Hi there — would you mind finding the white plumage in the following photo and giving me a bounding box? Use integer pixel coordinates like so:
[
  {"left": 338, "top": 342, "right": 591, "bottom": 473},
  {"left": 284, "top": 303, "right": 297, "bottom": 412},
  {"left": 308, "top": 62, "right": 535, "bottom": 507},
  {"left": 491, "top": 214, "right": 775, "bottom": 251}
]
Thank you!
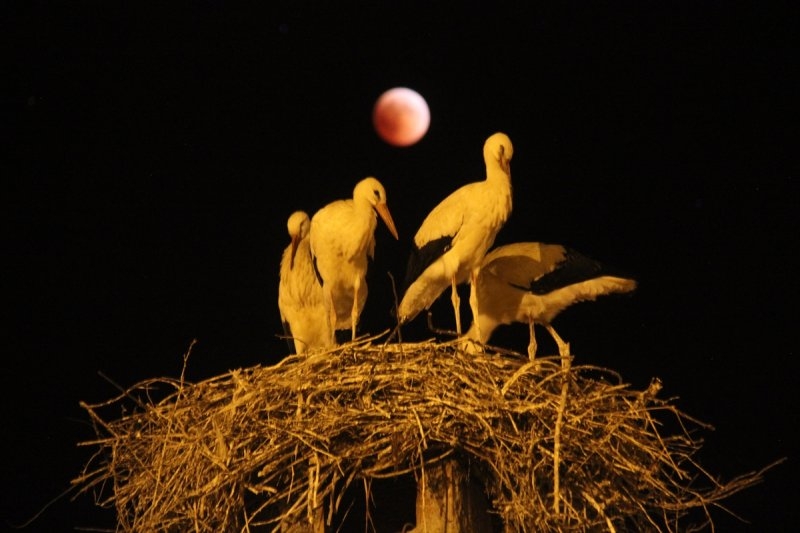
[
  {"left": 278, "top": 211, "right": 333, "bottom": 354},
  {"left": 398, "top": 132, "right": 513, "bottom": 336},
  {"left": 461, "top": 242, "right": 638, "bottom": 358},
  {"left": 309, "top": 177, "right": 399, "bottom": 343}
]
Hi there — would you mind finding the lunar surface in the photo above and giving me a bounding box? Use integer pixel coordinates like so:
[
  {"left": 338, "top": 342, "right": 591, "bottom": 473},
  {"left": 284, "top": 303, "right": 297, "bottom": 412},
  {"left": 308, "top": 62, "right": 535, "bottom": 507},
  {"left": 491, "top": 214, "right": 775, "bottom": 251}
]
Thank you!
[{"left": 372, "top": 87, "right": 430, "bottom": 147}]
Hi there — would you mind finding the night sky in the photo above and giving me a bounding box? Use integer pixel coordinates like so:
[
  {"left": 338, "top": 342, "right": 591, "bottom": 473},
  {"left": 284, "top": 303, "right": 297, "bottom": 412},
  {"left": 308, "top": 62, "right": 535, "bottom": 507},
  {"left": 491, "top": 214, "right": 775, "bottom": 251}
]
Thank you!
[{"left": 4, "top": 2, "right": 798, "bottom": 531}]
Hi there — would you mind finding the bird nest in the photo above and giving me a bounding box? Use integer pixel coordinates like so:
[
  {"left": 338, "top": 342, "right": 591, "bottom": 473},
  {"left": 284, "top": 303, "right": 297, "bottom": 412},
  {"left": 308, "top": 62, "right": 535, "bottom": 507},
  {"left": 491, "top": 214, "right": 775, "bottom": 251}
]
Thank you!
[{"left": 73, "top": 334, "right": 775, "bottom": 532}]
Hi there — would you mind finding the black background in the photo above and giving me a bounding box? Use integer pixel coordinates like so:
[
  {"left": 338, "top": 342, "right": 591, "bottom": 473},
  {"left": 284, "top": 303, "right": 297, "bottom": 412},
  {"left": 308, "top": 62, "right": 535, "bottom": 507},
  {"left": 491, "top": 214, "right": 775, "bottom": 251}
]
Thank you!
[{"left": 4, "top": 2, "right": 797, "bottom": 531}]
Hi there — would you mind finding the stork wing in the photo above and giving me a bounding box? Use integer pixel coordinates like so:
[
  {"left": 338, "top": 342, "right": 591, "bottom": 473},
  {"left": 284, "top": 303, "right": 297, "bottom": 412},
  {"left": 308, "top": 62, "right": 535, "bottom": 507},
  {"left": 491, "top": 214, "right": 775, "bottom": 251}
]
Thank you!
[
  {"left": 413, "top": 184, "right": 476, "bottom": 246},
  {"left": 528, "top": 247, "right": 609, "bottom": 295}
]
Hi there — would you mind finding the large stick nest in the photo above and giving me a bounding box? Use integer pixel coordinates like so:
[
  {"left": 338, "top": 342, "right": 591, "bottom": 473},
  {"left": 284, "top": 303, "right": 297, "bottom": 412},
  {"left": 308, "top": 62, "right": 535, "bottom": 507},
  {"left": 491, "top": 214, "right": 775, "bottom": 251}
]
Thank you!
[{"left": 73, "top": 334, "right": 777, "bottom": 532}]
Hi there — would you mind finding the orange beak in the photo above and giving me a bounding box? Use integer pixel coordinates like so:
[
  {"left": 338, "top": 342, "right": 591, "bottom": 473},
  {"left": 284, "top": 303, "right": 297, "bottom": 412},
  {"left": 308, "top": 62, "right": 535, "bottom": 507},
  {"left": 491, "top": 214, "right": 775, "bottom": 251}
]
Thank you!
[
  {"left": 375, "top": 203, "right": 399, "bottom": 240},
  {"left": 500, "top": 146, "right": 511, "bottom": 175},
  {"left": 289, "top": 234, "right": 301, "bottom": 269}
]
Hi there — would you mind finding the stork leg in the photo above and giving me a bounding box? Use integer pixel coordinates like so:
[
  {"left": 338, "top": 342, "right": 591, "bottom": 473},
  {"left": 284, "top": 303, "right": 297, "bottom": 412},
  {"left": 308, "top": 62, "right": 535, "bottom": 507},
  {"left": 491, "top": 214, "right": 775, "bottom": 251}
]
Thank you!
[
  {"left": 324, "top": 287, "right": 337, "bottom": 346},
  {"left": 527, "top": 320, "right": 538, "bottom": 360},
  {"left": 351, "top": 276, "right": 360, "bottom": 341},
  {"left": 450, "top": 274, "right": 462, "bottom": 335},
  {"left": 468, "top": 268, "right": 481, "bottom": 342},
  {"left": 544, "top": 324, "right": 571, "bottom": 367}
]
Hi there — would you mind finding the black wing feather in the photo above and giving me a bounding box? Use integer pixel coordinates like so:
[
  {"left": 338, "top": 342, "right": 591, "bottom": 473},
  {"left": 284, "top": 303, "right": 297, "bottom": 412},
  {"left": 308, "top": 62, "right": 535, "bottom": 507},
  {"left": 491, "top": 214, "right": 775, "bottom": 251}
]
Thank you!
[
  {"left": 312, "top": 254, "right": 324, "bottom": 286},
  {"left": 402, "top": 236, "right": 453, "bottom": 293},
  {"left": 526, "top": 247, "right": 620, "bottom": 295},
  {"left": 281, "top": 320, "right": 295, "bottom": 352}
]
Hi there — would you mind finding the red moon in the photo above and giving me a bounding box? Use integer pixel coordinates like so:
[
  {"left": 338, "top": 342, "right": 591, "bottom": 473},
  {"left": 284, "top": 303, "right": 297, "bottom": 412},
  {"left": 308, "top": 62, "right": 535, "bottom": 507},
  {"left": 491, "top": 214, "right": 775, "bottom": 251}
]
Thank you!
[{"left": 372, "top": 87, "right": 430, "bottom": 147}]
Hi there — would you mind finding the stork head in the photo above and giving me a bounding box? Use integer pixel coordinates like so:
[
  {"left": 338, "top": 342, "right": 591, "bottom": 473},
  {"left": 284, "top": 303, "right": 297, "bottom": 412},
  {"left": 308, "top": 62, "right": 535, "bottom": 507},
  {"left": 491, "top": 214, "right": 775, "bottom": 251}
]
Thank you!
[
  {"left": 485, "top": 132, "right": 513, "bottom": 175},
  {"left": 354, "top": 177, "right": 400, "bottom": 240},
  {"left": 286, "top": 210, "right": 310, "bottom": 269}
]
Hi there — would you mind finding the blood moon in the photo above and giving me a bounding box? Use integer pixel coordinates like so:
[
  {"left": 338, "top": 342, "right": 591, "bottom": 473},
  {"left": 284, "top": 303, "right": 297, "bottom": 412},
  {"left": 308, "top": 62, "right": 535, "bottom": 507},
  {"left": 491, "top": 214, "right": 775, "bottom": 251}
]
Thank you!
[{"left": 372, "top": 87, "right": 430, "bottom": 147}]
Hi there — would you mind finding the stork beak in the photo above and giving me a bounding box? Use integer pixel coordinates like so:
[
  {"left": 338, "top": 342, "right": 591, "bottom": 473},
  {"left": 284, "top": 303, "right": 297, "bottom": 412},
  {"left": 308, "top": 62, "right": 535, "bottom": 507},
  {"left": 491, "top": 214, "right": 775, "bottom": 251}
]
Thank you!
[
  {"left": 500, "top": 147, "right": 511, "bottom": 175},
  {"left": 289, "top": 235, "right": 300, "bottom": 269},
  {"left": 375, "top": 203, "right": 399, "bottom": 240}
]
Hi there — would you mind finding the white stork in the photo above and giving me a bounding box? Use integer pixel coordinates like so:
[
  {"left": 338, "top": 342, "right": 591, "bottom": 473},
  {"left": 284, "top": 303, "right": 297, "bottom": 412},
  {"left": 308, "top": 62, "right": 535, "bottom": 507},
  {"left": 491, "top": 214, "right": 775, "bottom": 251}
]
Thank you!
[
  {"left": 277, "top": 211, "right": 334, "bottom": 354},
  {"left": 461, "top": 242, "right": 637, "bottom": 359},
  {"left": 398, "top": 132, "right": 513, "bottom": 336},
  {"left": 309, "top": 176, "right": 399, "bottom": 343}
]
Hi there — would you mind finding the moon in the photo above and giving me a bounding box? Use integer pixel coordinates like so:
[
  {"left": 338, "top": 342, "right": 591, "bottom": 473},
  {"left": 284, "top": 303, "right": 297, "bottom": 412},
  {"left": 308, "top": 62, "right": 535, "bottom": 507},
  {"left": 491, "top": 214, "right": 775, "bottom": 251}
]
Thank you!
[{"left": 372, "top": 87, "right": 430, "bottom": 147}]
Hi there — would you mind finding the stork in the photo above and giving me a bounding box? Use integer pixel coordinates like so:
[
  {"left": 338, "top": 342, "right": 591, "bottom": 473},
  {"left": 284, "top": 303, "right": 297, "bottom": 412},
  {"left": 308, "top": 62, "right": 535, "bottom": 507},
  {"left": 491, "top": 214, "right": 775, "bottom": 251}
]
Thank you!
[
  {"left": 460, "top": 242, "right": 637, "bottom": 359},
  {"left": 398, "top": 132, "right": 513, "bottom": 337},
  {"left": 309, "top": 177, "right": 399, "bottom": 343},
  {"left": 277, "top": 211, "right": 334, "bottom": 354}
]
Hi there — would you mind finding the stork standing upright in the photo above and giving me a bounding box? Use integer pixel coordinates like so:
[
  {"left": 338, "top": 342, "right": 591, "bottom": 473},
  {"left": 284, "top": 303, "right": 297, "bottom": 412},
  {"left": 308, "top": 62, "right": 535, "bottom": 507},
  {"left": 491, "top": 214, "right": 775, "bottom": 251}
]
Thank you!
[
  {"left": 277, "top": 211, "right": 333, "bottom": 354},
  {"left": 398, "top": 132, "right": 513, "bottom": 337},
  {"left": 461, "top": 242, "right": 638, "bottom": 359},
  {"left": 309, "top": 177, "right": 399, "bottom": 343}
]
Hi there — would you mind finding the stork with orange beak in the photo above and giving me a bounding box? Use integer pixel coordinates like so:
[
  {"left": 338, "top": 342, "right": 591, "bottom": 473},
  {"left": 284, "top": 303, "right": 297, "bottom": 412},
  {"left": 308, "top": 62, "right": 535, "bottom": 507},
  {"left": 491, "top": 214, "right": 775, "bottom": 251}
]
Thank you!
[
  {"left": 399, "top": 132, "right": 514, "bottom": 338},
  {"left": 310, "top": 177, "right": 399, "bottom": 343}
]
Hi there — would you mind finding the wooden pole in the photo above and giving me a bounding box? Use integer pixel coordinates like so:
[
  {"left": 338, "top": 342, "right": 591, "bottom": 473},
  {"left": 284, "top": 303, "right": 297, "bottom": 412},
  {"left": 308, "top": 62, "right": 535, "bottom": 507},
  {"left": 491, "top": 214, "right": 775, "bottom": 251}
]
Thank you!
[{"left": 410, "top": 457, "right": 493, "bottom": 533}]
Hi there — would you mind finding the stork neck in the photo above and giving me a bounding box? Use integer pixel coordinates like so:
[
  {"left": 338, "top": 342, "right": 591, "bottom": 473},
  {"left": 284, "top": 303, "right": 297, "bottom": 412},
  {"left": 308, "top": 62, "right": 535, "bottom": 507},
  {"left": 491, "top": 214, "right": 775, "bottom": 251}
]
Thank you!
[{"left": 487, "top": 164, "right": 511, "bottom": 185}]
